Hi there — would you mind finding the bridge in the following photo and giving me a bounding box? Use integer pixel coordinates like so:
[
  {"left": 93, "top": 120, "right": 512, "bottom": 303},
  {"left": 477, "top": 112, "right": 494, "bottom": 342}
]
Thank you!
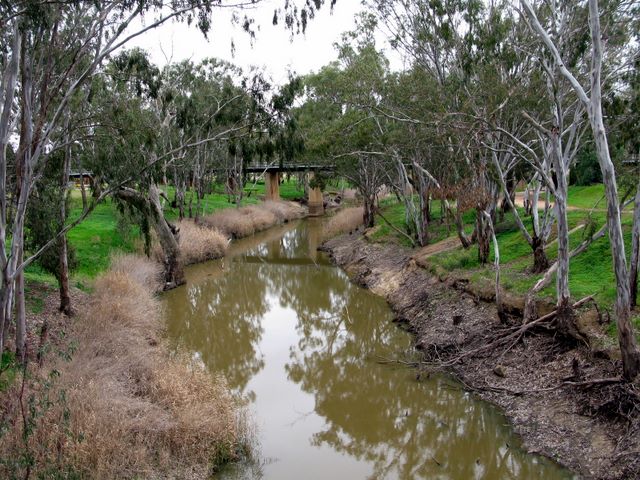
[{"left": 245, "top": 164, "right": 335, "bottom": 216}]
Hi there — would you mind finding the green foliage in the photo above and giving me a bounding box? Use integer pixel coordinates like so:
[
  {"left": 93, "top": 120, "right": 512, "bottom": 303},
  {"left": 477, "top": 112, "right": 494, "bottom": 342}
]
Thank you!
[
  {"left": 25, "top": 153, "right": 78, "bottom": 282},
  {"left": 572, "top": 146, "right": 602, "bottom": 186}
]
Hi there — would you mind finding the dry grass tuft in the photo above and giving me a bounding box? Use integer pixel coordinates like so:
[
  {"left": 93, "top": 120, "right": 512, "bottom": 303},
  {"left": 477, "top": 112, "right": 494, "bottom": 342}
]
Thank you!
[
  {"left": 261, "top": 200, "right": 306, "bottom": 223},
  {"left": 201, "top": 201, "right": 305, "bottom": 239},
  {"left": 151, "top": 221, "right": 229, "bottom": 266},
  {"left": 200, "top": 208, "right": 256, "bottom": 239},
  {"left": 243, "top": 205, "right": 278, "bottom": 232},
  {"left": 0, "top": 255, "right": 244, "bottom": 479},
  {"left": 110, "top": 252, "right": 162, "bottom": 292},
  {"left": 177, "top": 220, "right": 228, "bottom": 265},
  {"left": 323, "top": 207, "right": 364, "bottom": 241}
]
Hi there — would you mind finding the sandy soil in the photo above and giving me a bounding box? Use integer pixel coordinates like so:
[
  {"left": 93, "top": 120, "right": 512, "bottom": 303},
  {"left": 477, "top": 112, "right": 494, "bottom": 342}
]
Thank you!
[{"left": 322, "top": 235, "right": 640, "bottom": 480}]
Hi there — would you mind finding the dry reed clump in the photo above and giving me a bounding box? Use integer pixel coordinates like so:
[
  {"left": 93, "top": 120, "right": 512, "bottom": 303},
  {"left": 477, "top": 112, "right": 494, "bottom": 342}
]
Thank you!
[
  {"left": 0, "top": 255, "right": 244, "bottom": 479},
  {"left": 151, "top": 221, "right": 229, "bottom": 266},
  {"left": 110, "top": 252, "right": 162, "bottom": 292},
  {"left": 176, "top": 220, "right": 228, "bottom": 265},
  {"left": 243, "top": 205, "right": 278, "bottom": 232},
  {"left": 322, "top": 207, "right": 364, "bottom": 241},
  {"left": 200, "top": 208, "right": 256, "bottom": 239},
  {"left": 201, "top": 201, "right": 305, "bottom": 239},
  {"left": 261, "top": 200, "right": 306, "bottom": 223}
]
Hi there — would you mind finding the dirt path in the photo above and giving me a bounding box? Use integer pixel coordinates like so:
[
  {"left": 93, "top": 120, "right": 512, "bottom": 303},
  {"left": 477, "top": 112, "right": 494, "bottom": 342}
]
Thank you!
[
  {"left": 411, "top": 235, "right": 462, "bottom": 261},
  {"left": 322, "top": 235, "right": 640, "bottom": 480},
  {"left": 513, "top": 192, "right": 583, "bottom": 211}
]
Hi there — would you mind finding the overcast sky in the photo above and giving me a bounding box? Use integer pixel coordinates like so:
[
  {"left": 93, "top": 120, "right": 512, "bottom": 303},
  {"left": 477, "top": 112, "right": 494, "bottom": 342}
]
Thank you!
[{"left": 127, "top": 0, "right": 403, "bottom": 85}]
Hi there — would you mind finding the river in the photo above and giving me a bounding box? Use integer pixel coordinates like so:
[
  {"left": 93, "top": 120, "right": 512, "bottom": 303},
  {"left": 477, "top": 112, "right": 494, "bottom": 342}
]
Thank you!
[{"left": 162, "top": 218, "right": 574, "bottom": 479}]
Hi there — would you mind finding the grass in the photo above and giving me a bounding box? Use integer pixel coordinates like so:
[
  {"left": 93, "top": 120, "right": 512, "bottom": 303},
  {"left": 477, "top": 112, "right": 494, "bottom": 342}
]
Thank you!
[
  {"left": 524, "top": 184, "right": 631, "bottom": 211},
  {"left": 567, "top": 184, "right": 607, "bottom": 209},
  {"left": 323, "top": 207, "right": 364, "bottom": 240},
  {"left": 66, "top": 198, "right": 140, "bottom": 280}
]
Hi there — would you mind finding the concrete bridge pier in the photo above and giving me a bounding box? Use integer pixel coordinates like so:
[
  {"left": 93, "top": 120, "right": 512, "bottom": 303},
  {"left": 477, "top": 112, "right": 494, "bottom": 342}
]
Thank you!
[
  {"left": 265, "top": 171, "right": 280, "bottom": 201},
  {"left": 307, "top": 172, "right": 324, "bottom": 217}
]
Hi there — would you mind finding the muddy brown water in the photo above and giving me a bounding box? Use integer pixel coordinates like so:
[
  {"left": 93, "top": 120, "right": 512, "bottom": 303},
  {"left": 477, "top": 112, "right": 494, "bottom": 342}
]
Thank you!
[{"left": 163, "top": 218, "right": 576, "bottom": 480}]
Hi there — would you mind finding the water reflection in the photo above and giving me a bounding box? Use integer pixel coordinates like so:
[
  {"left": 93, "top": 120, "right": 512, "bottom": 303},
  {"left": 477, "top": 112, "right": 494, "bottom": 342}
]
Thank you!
[{"left": 163, "top": 219, "right": 574, "bottom": 479}]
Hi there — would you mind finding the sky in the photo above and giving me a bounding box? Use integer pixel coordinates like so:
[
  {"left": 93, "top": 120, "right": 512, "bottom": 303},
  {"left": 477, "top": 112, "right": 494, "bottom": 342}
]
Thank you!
[{"left": 127, "top": 0, "right": 403, "bottom": 85}]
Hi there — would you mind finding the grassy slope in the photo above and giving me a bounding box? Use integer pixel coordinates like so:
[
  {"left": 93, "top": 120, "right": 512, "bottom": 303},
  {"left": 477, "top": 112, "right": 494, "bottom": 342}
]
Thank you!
[{"left": 374, "top": 185, "right": 640, "bottom": 337}]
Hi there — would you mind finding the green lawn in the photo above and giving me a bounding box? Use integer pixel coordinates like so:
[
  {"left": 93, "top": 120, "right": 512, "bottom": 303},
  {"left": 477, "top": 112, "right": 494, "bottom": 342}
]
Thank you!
[
  {"left": 567, "top": 184, "right": 607, "bottom": 209},
  {"left": 530, "top": 184, "right": 633, "bottom": 211}
]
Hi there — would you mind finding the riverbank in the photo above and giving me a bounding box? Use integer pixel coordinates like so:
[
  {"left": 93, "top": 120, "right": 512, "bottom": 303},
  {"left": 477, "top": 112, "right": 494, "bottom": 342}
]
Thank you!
[
  {"left": 0, "top": 254, "right": 246, "bottom": 479},
  {"left": 322, "top": 234, "right": 640, "bottom": 479}
]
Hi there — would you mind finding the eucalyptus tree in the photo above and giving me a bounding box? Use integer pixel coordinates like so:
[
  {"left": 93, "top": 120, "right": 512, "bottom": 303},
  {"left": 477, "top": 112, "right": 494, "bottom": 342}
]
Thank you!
[
  {"left": 365, "top": 0, "right": 510, "bottom": 261},
  {"left": 299, "top": 28, "right": 393, "bottom": 228},
  {"left": 165, "top": 58, "right": 256, "bottom": 215},
  {"left": 521, "top": 0, "right": 640, "bottom": 379}
]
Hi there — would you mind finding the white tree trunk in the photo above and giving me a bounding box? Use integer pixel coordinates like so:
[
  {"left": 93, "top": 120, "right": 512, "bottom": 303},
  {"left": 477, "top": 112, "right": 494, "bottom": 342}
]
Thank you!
[
  {"left": 630, "top": 181, "right": 640, "bottom": 308},
  {"left": 0, "top": 22, "right": 21, "bottom": 350},
  {"left": 587, "top": 0, "right": 639, "bottom": 379}
]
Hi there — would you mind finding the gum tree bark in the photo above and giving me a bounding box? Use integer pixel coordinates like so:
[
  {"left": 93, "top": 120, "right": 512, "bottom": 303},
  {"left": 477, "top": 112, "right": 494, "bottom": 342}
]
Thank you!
[
  {"left": 0, "top": 22, "right": 21, "bottom": 350},
  {"left": 550, "top": 127, "right": 578, "bottom": 339},
  {"left": 631, "top": 181, "right": 640, "bottom": 308},
  {"left": 58, "top": 128, "right": 73, "bottom": 316},
  {"left": 149, "top": 184, "right": 185, "bottom": 289}
]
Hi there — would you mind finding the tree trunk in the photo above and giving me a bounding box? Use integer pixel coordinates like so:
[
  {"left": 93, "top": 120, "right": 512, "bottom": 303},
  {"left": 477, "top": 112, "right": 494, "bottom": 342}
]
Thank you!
[
  {"left": 476, "top": 208, "right": 490, "bottom": 265},
  {"left": 177, "top": 184, "right": 185, "bottom": 220},
  {"left": 588, "top": 0, "right": 640, "bottom": 377},
  {"left": 555, "top": 295, "right": 586, "bottom": 343},
  {"left": 79, "top": 174, "right": 88, "bottom": 210},
  {"left": 532, "top": 236, "right": 550, "bottom": 273},
  {"left": 59, "top": 122, "right": 72, "bottom": 316},
  {"left": 0, "top": 24, "right": 21, "bottom": 351},
  {"left": 363, "top": 193, "right": 375, "bottom": 229},
  {"left": 58, "top": 237, "right": 72, "bottom": 315},
  {"left": 194, "top": 180, "right": 203, "bottom": 223},
  {"left": 630, "top": 181, "right": 640, "bottom": 309},
  {"left": 551, "top": 128, "right": 575, "bottom": 336},
  {"left": 15, "top": 250, "right": 26, "bottom": 364},
  {"left": 484, "top": 211, "right": 505, "bottom": 322},
  {"left": 455, "top": 206, "right": 473, "bottom": 249},
  {"left": 149, "top": 184, "right": 184, "bottom": 289}
]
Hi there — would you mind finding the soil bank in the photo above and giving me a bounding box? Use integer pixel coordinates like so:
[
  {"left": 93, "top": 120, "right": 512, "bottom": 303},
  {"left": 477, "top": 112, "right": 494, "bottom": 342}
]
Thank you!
[{"left": 322, "top": 234, "right": 640, "bottom": 480}]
